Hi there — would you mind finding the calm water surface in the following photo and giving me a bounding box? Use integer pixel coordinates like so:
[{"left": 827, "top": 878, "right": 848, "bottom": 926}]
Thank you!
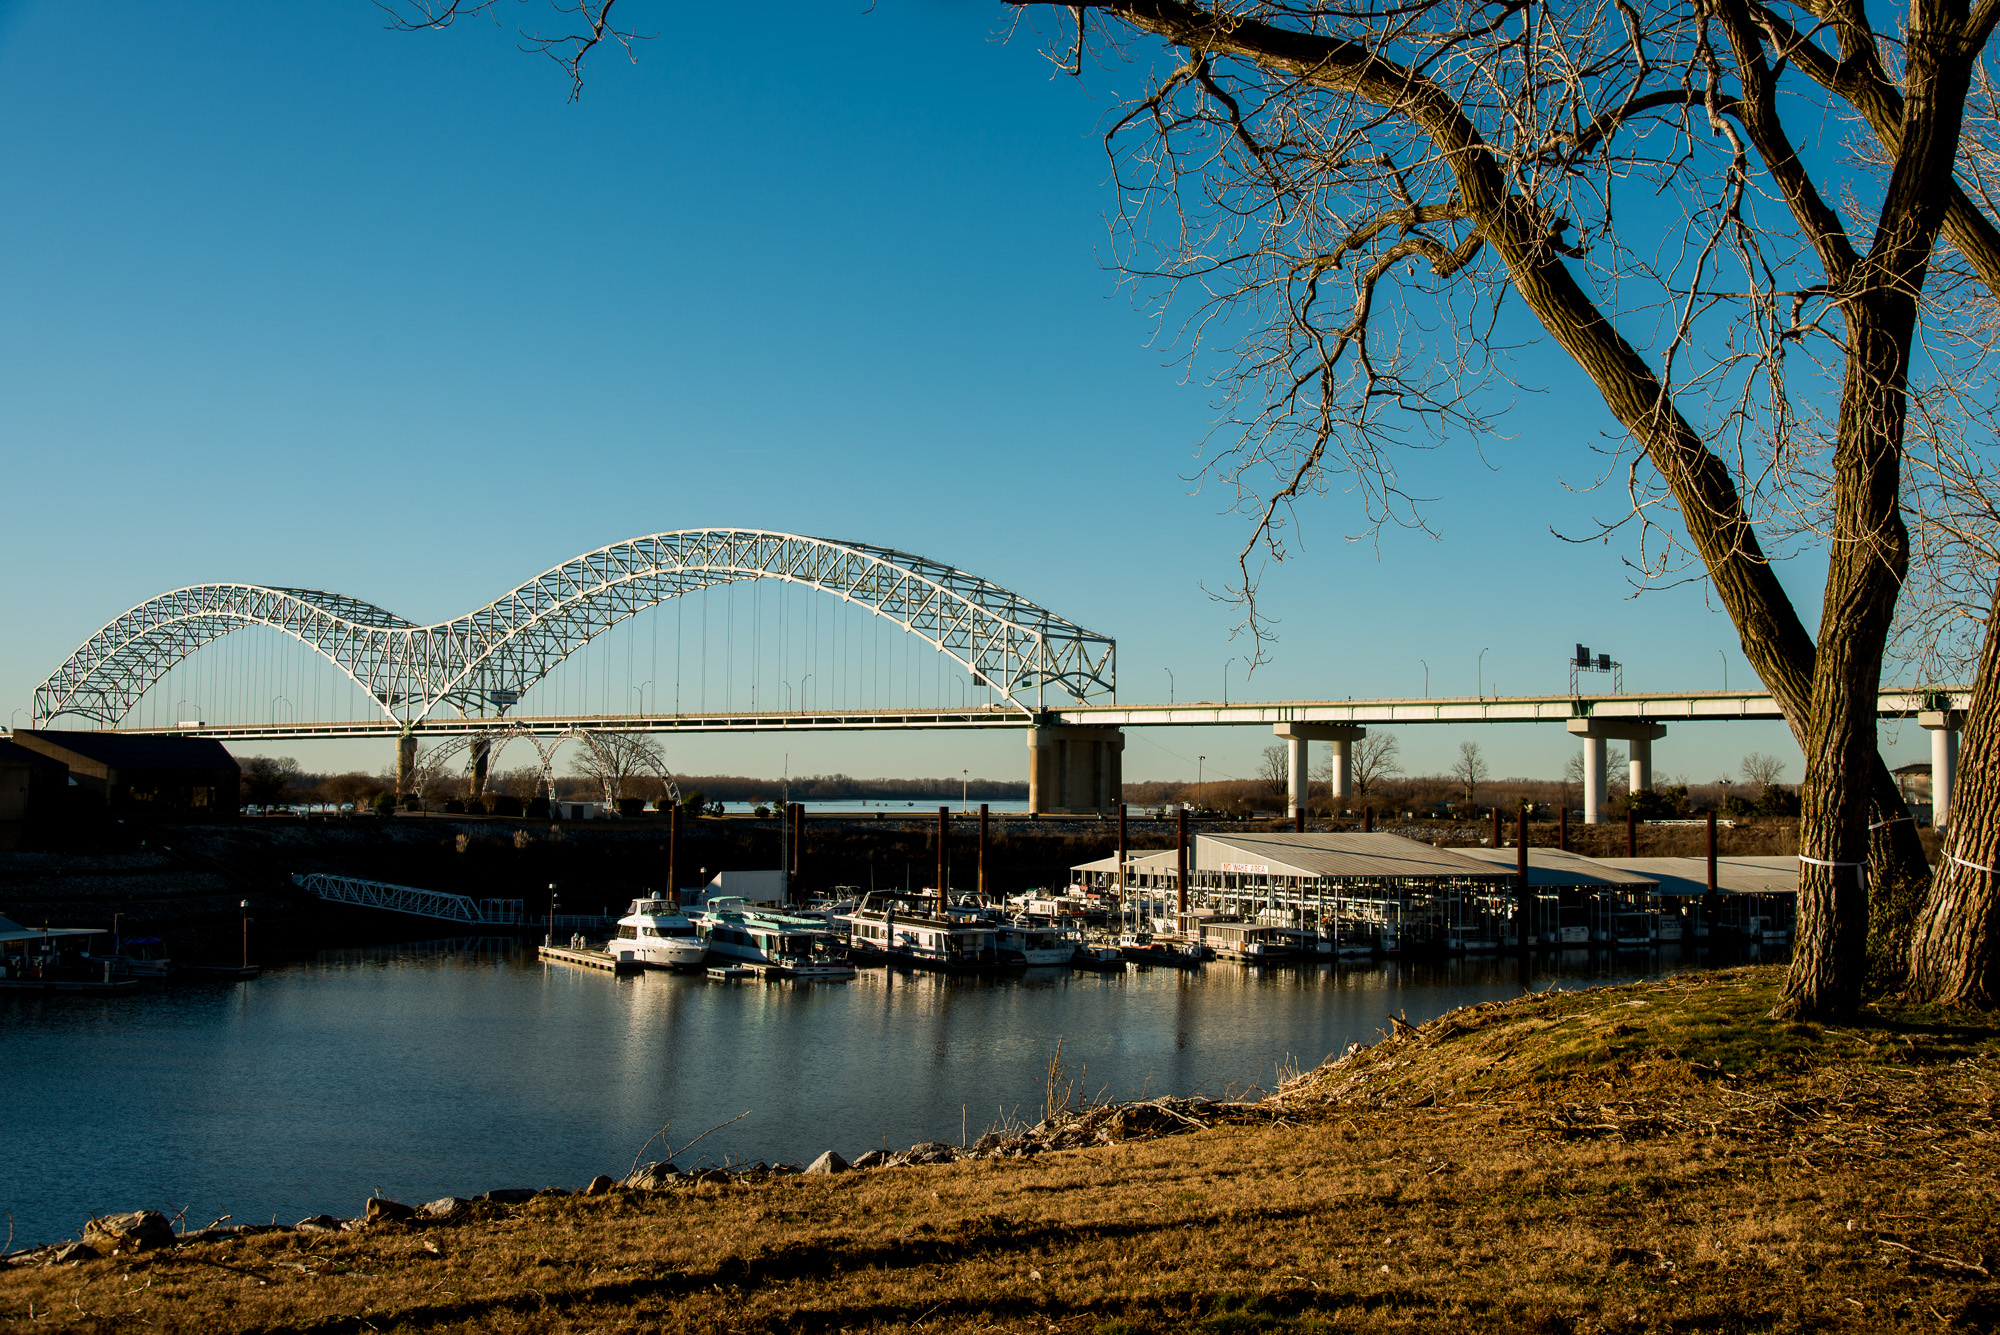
[{"left": 2, "top": 944, "right": 1695, "bottom": 1247}]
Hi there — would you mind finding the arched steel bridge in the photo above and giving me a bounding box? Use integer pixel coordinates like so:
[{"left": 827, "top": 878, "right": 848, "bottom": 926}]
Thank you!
[{"left": 31, "top": 529, "right": 1118, "bottom": 730}]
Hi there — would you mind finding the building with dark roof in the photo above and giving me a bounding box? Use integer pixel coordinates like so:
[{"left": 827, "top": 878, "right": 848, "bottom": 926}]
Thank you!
[
  {"left": 0, "top": 737, "right": 69, "bottom": 849},
  {"left": 8, "top": 730, "right": 238, "bottom": 816}
]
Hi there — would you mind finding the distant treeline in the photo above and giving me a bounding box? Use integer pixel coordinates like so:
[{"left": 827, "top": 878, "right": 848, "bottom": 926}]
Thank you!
[
  {"left": 236, "top": 759, "right": 1026, "bottom": 809},
  {"left": 673, "top": 773, "right": 1028, "bottom": 802}
]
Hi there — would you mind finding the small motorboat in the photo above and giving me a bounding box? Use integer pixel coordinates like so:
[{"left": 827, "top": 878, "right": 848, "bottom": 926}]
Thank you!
[{"left": 1071, "top": 945, "right": 1128, "bottom": 974}]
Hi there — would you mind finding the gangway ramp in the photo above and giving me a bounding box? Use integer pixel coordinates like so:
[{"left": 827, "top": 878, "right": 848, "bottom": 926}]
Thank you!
[{"left": 292, "top": 872, "right": 525, "bottom": 927}]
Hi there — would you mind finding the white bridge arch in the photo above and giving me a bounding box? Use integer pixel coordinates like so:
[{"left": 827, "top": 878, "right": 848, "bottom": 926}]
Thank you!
[{"left": 32, "top": 529, "right": 1117, "bottom": 728}]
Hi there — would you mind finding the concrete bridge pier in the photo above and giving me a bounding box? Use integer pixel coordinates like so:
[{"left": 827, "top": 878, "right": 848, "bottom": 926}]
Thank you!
[
  {"left": 1028, "top": 725, "right": 1123, "bottom": 816},
  {"left": 1566, "top": 719, "right": 1668, "bottom": 824},
  {"left": 1921, "top": 710, "right": 1964, "bottom": 829},
  {"left": 468, "top": 735, "right": 492, "bottom": 802},
  {"left": 395, "top": 733, "right": 417, "bottom": 799},
  {"left": 1272, "top": 723, "right": 1366, "bottom": 818}
]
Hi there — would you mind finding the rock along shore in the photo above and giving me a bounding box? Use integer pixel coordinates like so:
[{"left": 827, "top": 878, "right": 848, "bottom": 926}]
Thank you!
[{"left": 3, "top": 1094, "right": 1287, "bottom": 1270}]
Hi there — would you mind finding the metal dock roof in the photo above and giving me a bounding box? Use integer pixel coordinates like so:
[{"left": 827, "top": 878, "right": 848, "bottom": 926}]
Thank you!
[
  {"left": 1193, "top": 832, "right": 1509, "bottom": 881},
  {"left": 1595, "top": 855, "right": 1801, "bottom": 896},
  {"left": 1450, "top": 846, "right": 1662, "bottom": 889}
]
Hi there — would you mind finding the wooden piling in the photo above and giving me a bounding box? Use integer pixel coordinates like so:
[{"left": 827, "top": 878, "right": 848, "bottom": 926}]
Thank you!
[
  {"left": 978, "top": 803, "right": 989, "bottom": 901},
  {"left": 1558, "top": 803, "right": 1568, "bottom": 853},
  {"left": 1516, "top": 806, "right": 1531, "bottom": 969},
  {"left": 1491, "top": 807, "right": 1502, "bottom": 849},
  {"left": 1627, "top": 807, "right": 1637, "bottom": 857},
  {"left": 937, "top": 807, "right": 949, "bottom": 916},
  {"left": 791, "top": 803, "right": 806, "bottom": 905},
  {"left": 1176, "top": 806, "right": 1189, "bottom": 931},
  {"left": 668, "top": 804, "right": 679, "bottom": 908},
  {"left": 1705, "top": 809, "right": 1720, "bottom": 930},
  {"left": 1117, "top": 803, "right": 1128, "bottom": 907},
  {"left": 1362, "top": 806, "right": 1372, "bottom": 833}
]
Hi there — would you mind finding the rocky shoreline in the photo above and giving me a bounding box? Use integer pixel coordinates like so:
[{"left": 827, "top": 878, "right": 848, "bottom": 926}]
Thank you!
[{"left": 2, "top": 1093, "right": 1284, "bottom": 1269}]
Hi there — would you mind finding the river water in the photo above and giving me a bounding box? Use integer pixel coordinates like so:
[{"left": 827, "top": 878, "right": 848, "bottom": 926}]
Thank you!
[{"left": 1, "top": 944, "right": 1704, "bottom": 1248}]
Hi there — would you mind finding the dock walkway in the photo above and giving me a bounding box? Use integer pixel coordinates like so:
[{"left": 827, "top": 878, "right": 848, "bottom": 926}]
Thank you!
[{"left": 537, "top": 944, "right": 644, "bottom": 977}]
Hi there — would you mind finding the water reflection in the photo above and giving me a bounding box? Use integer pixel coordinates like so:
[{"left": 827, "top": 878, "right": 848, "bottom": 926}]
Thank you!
[{"left": 0, "top": 940, "right": 1737, "bottom": 1247}]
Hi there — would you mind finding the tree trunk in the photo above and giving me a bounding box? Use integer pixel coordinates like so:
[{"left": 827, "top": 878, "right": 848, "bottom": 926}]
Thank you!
[
  {"left": 1771, "top": 308, "right": 1914, "bottom": 1021},
  {"left": 1906, "top": 587, "right": 2000, "bottom": 1006}
]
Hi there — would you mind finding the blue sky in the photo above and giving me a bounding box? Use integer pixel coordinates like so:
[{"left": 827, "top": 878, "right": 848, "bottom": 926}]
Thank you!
[{"left": 0, "top": 0, "right": 1894, "bottom": 788}]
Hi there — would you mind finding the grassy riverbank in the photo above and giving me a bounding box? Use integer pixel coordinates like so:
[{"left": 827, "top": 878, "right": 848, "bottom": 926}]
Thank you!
[{"left": 7, "top": 966, "right": 1999, "bottom": 1333}]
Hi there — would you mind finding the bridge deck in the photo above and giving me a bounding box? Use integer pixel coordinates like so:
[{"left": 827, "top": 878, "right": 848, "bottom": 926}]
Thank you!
[{"left": 95, "top": 686, "right": 1969, "bottom": 740}]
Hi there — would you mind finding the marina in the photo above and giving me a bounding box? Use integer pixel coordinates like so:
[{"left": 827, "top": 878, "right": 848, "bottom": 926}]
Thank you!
[{"left": 499, "top": 829, "right": 1802, "bottom": 994}]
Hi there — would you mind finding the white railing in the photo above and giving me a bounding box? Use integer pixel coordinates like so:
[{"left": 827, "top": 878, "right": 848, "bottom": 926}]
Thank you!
[{"left": 292, "top": 872, "right": 524, "bottom": 925}]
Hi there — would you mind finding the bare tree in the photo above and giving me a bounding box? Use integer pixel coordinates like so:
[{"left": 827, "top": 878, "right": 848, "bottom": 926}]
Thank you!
[
  {"left": 1562, "top": 746, "right": 1627, "bottom": 803},
  {"left": 1740, "top": 753, "right": 1790, "bottom": 788},
  {"left": 987, "top": 0, "right": 2000, "bottom": 1019},
  {"left": 568, "top": 731, "right": 667, "bottom": 807},
  {"left": 1351, "top": 733, "right": 1401, "bottom": 798},
  {"left": 1311, "top": 733, "right": 1399, "bottom": 802},
  {"left": 380, "top": 1, "right": 645, "bottom": 101},
  {"left": 1258, "top": 744, "right": 1289, "bottom": 799},
  {"left": 1452, "top": 742, "right": 1489, "bottom": 805}
]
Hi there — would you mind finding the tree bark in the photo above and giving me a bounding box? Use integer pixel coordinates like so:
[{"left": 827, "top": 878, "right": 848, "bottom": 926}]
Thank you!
[
  {"left": 1907, "top": 586, "right": 2000, "bottom": 1006},
  {"left": 1776, "top": 323, "right": 1912, "bottom": 1018}
]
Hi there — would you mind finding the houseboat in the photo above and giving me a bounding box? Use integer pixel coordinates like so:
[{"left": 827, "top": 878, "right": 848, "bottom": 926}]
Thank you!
[
  {"left": 699, "top": 898, "right": 856, "bottom": 979},
  {"left": 1198, "top": 921, "right": 1296, "bottom": 964},
  {"left": 840, "top": 895, "right": 1001, "bottom": 971}
]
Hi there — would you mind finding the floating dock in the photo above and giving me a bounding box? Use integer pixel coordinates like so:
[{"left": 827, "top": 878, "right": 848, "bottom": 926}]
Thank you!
[
  {"left": 0, "top": 976, "right": 142, "bottom": 994},
  {"left": 538, "top": 944, "right": 644, "bottom": 977},
  {"left": 705, "top": 964, "right": 759, "bottom": 981}
]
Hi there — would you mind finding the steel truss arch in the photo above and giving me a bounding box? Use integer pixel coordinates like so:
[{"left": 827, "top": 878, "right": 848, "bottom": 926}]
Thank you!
[{"left": 33, "top": 530, "right": 1116, "bottom": 729}]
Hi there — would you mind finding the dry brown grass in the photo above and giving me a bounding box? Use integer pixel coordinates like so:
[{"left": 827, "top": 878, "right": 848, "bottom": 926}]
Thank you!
[{"left": 8, "top": 967, "right": 2000, "bottom": 1333}]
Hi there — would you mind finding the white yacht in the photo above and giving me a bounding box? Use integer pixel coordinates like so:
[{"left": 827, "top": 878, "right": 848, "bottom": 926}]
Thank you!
[
  {"left": 700, "top": 897, "right": 857, "bottom": 980},
  {"left": 610, "top": 893, "right": 708, "bottom": 970}
]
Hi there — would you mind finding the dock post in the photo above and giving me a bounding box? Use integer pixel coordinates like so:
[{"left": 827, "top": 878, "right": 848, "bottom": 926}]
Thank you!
[
  {"left": 978, "top": 803, "right": 989, "bottom": 901},
  {"left": 1705, "top": 809, "right": 1719, "bottom": 934},
  {"left": 668, "top": 804, "right": 680, "bottom": 907},
  {"left": 1176, "top": 806, "right": 1189, "bottom": 934},
  {"left": 1362, "top": 806, "right": 1372, "bottom": 833},
  {"left": 1491, "top": 807, "right": 1501, "bottom": 849},
  {"left": 1515, "top": 807, "right": 1531, "bottom": 967},
  {"left": 1117, "top": 803, "right": 1127, "bottom": 915},
  {"left": 1293, "top": 803, "right": 1305, "bottom": 833},
  {"left": 1558, "top": 803, "right": 1568, "bottom": 852},
  {"left": 792, "top": 803, "right": 806, "bottom": 906},
  {"left": 937, "top": 806, "right": 949, "bottom": 915},
  {"left": 1627, "top": 808, "right": 1637, "bottom": 857}
]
